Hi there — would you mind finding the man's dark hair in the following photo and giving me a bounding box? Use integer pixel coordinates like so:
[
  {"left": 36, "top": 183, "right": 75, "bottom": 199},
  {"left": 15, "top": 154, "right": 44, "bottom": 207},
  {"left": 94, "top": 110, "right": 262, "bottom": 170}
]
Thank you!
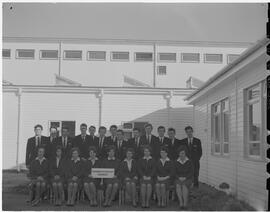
[
  {"left": 158, "top": 126, "right": 165, "bottom": 131},
  {"left": 80, "top": 123, "right": 87, "bottom": 128},
  {"left": 185, "top": 126, "right": 193, "bottom": 132},
  {"left": 116, "top": 129, "right": 124, "bottom": 135},
  {"left": 168, "top": 127, "right": 176, "bottom": 133},
  {"left": 133, "top": 128, "right": 141, "bottom": 132},
  {"left": 89, "top": 125, "right": 96, "bottom": 130},
  {"left": 34, "top": 124, "right": 43, "bottom": 130},
  {"left": 144, "top": 123, "right": 153, "bottom": 129},
  {"left": 99, "top": 126, "right": 107, "bottom": 132},
  {"left": 110, "top": 125, "right": 117, "bottom": 130}
]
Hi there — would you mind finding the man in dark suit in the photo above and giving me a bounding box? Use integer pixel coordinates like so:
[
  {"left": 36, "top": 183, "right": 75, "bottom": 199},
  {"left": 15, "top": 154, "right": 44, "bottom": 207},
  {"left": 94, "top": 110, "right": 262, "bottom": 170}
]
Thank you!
[
  {"left": 140, "top": 123, "right": 160, "bottom": 159},
  {"left": 157, "top": 126, "right": 171, "bottom": 158},
  {"left": 72, "top": 123, "right": 91, "bottom": 159},
  {"left": 54, "top": 126, "right": 73, "bottom": 159},
  {"left": 96, "top": 126, "right": 108, "bottom": 159},
  {"left": 167, "top": 127, "right": 182, "bottom": 160},
  {"left": 105, "top": 125, "right": 118, "bottom": 146},
  {"left": 25, "top": 124, "right": 49, "bottom": 169},
  {"left": 88, "top": 125, "right": 99, "bottom": 150},
  {"left": 181, "top": 126, "right": 202, "bottom": 188},
  {"left": 128, "top": 128, "right": 144, "bottom": 159},
  {"left": 114, "top": 129, "right": 130, "bottom": 160},
  {"left": 47, "top": 127, "right": 59, "bottom": 159}
]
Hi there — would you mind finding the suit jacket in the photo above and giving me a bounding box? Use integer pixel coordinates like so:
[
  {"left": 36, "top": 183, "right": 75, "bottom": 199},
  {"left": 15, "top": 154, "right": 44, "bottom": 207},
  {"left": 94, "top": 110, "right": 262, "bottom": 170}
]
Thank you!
[
  {"left": 65, "top": 158, "right": 85, "bottom": 179},
  {"left": 140, "top": 134, "right": 160, "bottom": 159},
  {"left": 128, "top": 137, "right": 144, "bottom": 160},
  {"left": 49, "top": 156, "right": 66, "bottom": 179},
  {"left": 156, "top": 136, "right": 172, "bottom": 158},
  {"left": 25, "top": 136, "right": 50, "bottom": 166},
  {"left": 97, "top": 136, "right": 111, "bottom": 159},
  {"left": 72, "top": 134, "right": 92, "bottom": 159},
  {"left": 89, "top": 135, "right": 99, "bottom": 150},
  {"left": 137, "top": 157, "right": 156, "bottom": 178},
  {"left": 181, "top": 137, "right": 202, "bottom": 161},
  {"left": 115, "top": 140, "right": 130, "bottom": 160},
  {"left": 53, "top": 136, "right": 74, "bottom": 159},
  {"left": 169, "top": 138, "right": 182, "bottom": 160},
  {"left": 29, "top": 158, "right": 49, "bottom": 180},
  {"left": 155, "top": 159, "right": 174, "bottom": 178},
  {"left": 119, "top": 159, "right": 138, "bottom": 180}
]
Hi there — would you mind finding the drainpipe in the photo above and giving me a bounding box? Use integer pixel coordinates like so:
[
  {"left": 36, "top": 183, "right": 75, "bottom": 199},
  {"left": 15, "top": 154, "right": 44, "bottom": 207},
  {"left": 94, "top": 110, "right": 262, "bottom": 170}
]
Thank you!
[
  {"left": 16, "top": 88, "right": 22, "bottom": 172},
  {"left": 153, "top": 43, "right": 156, "bottom": 87},
  {"left": 58, "top": 41, "right": 62, "bottom": 76},
  {"left": 164, "top": 91, "right": 173, "bottom": 127},
  {"left": 97, "top": 89, "right": 104, "bottom": 127}
]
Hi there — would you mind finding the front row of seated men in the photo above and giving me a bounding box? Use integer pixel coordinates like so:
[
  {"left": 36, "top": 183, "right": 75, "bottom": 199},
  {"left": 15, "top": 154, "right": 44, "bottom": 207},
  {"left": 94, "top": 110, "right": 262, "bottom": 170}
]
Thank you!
[{"left": 26, "top": 123, "right": 202, "bottom": 209}]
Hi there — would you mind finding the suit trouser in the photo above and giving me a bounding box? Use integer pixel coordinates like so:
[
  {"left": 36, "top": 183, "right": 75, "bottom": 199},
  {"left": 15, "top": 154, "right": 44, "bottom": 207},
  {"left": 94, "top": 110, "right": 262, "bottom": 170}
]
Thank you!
[{"left": 192, "top": 160, "right": 200, "bottom": 186}]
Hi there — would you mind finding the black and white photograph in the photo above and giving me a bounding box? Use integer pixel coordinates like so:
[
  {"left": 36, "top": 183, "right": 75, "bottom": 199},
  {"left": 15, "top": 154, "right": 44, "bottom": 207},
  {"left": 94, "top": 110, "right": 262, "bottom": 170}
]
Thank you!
[{"left": 1, "top": 1, "right": 269, "bottom": 211}]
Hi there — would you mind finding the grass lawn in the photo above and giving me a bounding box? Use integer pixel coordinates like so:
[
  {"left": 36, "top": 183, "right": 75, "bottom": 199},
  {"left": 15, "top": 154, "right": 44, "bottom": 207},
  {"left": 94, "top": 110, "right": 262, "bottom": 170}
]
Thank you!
[{"left": 2, "top": 170, "right": 255, "bottom": 211}]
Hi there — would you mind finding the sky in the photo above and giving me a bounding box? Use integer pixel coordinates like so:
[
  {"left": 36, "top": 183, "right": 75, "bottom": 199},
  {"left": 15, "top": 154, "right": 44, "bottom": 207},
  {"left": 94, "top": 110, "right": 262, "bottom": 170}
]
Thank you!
[{"left": 2, "top": 3, "right": 267, "bottom": 43}]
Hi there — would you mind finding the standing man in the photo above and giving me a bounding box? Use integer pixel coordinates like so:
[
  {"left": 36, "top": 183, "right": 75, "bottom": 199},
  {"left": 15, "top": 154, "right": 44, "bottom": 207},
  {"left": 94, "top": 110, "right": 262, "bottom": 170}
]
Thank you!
[
  {"left": 48, "top": 127, "right": 59, "bottom": 159},
  {"left": 105, "top": 125, "right": 118, "bottom": 146},
  {"left": 115, "top": 129, "right": 129, "bottom": 160},
  {"left": 181, "top": 126, "right": 202, "bottom": 188},
  {"left": 25, "top": 124, "right": 49, "bottom": 169},
  {"left": 141, "top": 123, "right": 159, "bottom": 159},
  {"left": 97, "top": 126, "right": 109, "bottom": 159},
  {"left": 157, "top": 126, "right": 171, "bottom": 157},
  {"left": 167, "top": 128, "right": 182, "bottom": 160},
  {"left": 55, "top": 126, "right": 73, "bottom": 159},
  {"left": 128, "top": 128, "right": 143, "bottom": 160},
  {"left": 72, "top": 123, "right": 91, "bottom": 159},
  {"left": 88, "top": 125, "right": 99, "bottom": 149}
]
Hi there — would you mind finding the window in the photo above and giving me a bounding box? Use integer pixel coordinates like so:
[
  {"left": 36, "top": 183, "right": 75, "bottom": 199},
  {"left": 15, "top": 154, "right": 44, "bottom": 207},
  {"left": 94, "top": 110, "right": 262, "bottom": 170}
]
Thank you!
[
  {"left": 181, "top": 53, "right": 200, "bottom": 63},
  {"left": 16, "top": 49, "right": 35, "bottom": 59},
  {"left": 40, "top": 50, "right": 58, "bottom": 59},
  {"left": 158, "top": 53, "right": 176, "bottom": 62},
  {"left": 111, "top": 52, "right": 129, "bottom": 61},
  {"left": 227, "top": 54, "right": 240, "bottom": 64},
  {"left": 135, "top": 52, "right": 153, "bottom": 62},
  {"left": 49, "top": 121, "right": 76, "bottom": 138},
  {"left": 204, "top": 54, "right": 223, "bottom": 63},
  {"left": 64, "top": 50, "right": 82, "bottom": 60},
  {"left": 211, "top": 98, "right": 230, "bottom": 155},
  {"left": 157, "top": 66, "right": 167, "bottom": 75},
  {"left": 2, "top": 49, "right": 11, "bottom": 58},
  {"left": 245, "top": 81, "right": 266, "bottom": 160},
  {"left": 88, "top": 51, "right": 106, "bottom": 61}
]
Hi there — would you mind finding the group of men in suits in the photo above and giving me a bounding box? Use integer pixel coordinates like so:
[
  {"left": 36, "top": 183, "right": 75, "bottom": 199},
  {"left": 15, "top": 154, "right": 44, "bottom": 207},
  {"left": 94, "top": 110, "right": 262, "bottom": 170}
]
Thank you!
[{"left": 26, "top": 123, "right": 202, "bottom": 188}]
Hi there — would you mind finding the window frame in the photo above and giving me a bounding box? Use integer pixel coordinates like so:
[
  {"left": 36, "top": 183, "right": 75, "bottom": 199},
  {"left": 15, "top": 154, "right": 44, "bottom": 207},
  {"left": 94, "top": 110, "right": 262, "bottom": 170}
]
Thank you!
[
  {"left": 211, "top": 97, "right": 230, "bottom": 156},
  {"left": 244, "top": 81, "right": 266, "bottom": 161},
  {"left": 134, "top": 52, "right": 153, "bottom": 62},
  {"left": 157, "top": 65, "right": 167, "bottom": 76},
  {"left": 110, "top": 51, "right": 129, "bottom": 62},
  {"left": 204, "top": 53, "right": 223, "bottom": 64},
  {"left": 39, "top": 50, "right": 59, "bottom": 60},
  {"left": 157, "top": 52, "right": 177, "bottom": 63},
  {"left": 87, "top": 51, "right": 106, "bottom": 61},
  {"left": 2, "top": 49, "right": 11, "bottom": 59},
  {"left": 63, "top": 50, "right": 83, "bottom": 60},
  {"left": 181, "top": 53, "right": 200, "bottom": 63},
  {"left": 16, "top": 49, "right": 35, "bottom": 60},
  {"left": 48, "top": 120, "right": 76, "bottom": 137}
]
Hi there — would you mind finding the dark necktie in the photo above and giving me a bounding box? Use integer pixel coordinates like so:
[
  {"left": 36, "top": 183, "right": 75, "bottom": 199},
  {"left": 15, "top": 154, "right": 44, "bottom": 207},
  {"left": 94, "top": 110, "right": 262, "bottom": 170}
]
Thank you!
[{"left": 38, "top": 137, "right": 41, "bottom": 146}]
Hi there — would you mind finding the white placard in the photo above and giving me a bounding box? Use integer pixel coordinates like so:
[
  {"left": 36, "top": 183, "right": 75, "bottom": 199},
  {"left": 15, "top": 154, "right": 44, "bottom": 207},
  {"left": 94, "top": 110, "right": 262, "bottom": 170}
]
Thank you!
[{"left": 91, "top": 168, "right": 115, "bottom": 178}]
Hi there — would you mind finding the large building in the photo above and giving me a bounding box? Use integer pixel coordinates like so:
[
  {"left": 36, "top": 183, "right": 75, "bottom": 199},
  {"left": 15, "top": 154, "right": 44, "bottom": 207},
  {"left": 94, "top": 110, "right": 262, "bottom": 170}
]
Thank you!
[
  {"left": 185, "top": 37, "right": 268, "bottom": 210},
  {"left": 2, "top": 37, "right": 251, "bottom": 172},
  {"left": 3, "top": 37, "right": 250, "bottom": 88}
]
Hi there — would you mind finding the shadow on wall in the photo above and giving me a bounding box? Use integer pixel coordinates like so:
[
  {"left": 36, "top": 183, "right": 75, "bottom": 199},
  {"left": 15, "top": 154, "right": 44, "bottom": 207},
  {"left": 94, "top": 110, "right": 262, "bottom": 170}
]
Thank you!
[{"left": 125, "top": 106, "right": 194, "bottom": 139}]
